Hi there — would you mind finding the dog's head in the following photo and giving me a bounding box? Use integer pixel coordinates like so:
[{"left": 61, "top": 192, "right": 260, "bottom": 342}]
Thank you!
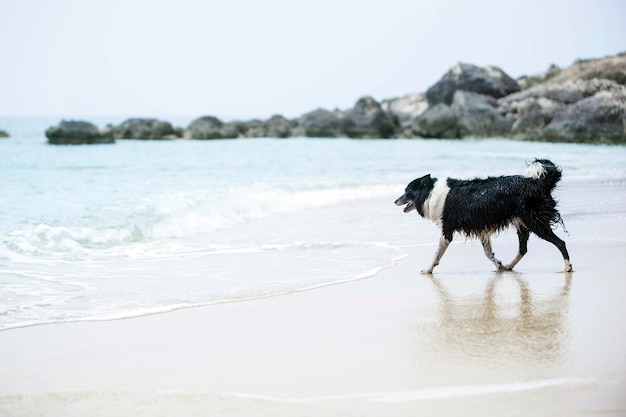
[{"left": 394, "top": 174, "right": 432, "bottom": 213}]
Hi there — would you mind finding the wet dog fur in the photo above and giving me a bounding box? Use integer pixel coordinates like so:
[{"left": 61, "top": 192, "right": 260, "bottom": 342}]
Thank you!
[{"left": 394, "top": 159, "right": 573, "bottom": 274}]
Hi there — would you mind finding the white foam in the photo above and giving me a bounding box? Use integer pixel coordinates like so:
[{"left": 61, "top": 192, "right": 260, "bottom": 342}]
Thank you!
[
  {"left": 228, "top": 377, "right": 596, "bottom": 404},
  {"left": 147, "top": 184, "right": 398, "bottom": 239},
  {"left": 3, "top": 184, "right": 399, "bottom": 260},
  {"left": 371, "top": 377, "right": 594, "bottom": 402}
]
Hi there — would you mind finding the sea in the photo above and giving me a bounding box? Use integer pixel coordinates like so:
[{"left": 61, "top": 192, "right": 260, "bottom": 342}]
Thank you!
[{"left": 1, "top": 116, "right": 625, "bottom": 332}]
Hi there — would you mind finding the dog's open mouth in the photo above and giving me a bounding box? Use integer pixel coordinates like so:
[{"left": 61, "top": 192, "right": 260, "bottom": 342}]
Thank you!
[
  {"left": 395, "top": 196, "right": 416, "bottom": 213},
  {"left": 402, "top": 201, "right": 415, "bottom": 212}
]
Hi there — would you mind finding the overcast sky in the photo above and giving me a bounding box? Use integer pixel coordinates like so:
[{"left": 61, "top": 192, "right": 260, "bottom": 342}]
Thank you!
[{"left": 1, "top": 0, "right": 624, "bottom": 120}]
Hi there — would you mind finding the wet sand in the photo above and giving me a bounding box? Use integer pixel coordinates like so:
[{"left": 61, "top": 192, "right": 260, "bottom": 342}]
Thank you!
[{"left": 1, "top": 179, "right": 625, "bottom": 416}]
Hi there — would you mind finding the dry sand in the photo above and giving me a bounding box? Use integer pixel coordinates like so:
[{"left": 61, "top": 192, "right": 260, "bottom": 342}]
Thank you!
[{"left": 1, "top": 179, "right": 625, "bottom": 416}]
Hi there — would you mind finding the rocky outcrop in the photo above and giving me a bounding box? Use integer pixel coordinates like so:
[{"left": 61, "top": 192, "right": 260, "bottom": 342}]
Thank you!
[
  {"left": 500, "top": 79, "right": 626, "bottom": 143},
  {"left": 42, "top": 53, "right": 626, "bottom": 143},
  {"left": 293, "top": 108, "right": 348, "bottom": 137},
  {"left": 409, "top": 57, "right": 626, "bottom": 143},
  {"left": 407, "top": 62, "right": 522, "bottom": 139},
  {"left": 240, "top": 115, "right": 293, "bottom": 138},
  {"left": 412, "top": 103, "right": 459, "bottom": 138},
  {"left": 540, "top": 96, "right": 625, "bottom": 143},
  {"left": 0, "top": 129, "right": 9, "bottom": 138},
  {"left": 344, "top": 96, "right": 395, "bottom": 138},
  {"left": 184, "top": 116, "right": 226, "bottom": 139},
  {"left": 46, "top": 120, "right": 114, "bottom": 145},
  {"left": 426, "top": 62, "right": 520, "bottom": 106},
  {"left": 291, "top": 96, "right": 396, "bottom": 138},
  {"left": 185, "top": 114, "right": 293, "bottom": 139},
  {"left": 451, "top": 91, "right": 512, "bottom": 137},
  {"left": 381, "top": 93, "right": 428, "bottom": 136},
  {"left": 113, "top": 118, "right": 179, "bottom": 140},
  {"left": 520, "top": 54, "right": 626, "bottom": 88}
]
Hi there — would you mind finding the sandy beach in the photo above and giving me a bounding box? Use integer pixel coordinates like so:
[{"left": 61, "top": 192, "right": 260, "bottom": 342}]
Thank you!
[{"left": 1, "top": 179, "right": 626, "bottom": 417}]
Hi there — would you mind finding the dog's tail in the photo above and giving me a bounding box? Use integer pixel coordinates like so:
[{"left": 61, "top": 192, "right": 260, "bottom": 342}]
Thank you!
[{"left": 525, "top": 159, "right": 562, "bottom": 191}]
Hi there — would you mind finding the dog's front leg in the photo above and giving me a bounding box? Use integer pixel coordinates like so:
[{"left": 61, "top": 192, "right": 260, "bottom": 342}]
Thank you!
[{"left": 422, "top": 236, "right": 450, "bottom": 274}]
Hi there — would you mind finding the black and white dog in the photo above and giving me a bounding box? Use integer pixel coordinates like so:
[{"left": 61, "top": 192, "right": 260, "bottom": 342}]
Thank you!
[{"left": 394, "top": 159, "right": 573, "bottom": 273}]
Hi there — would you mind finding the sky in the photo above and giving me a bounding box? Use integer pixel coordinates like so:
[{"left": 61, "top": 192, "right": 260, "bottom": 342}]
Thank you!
[{"left": 1, "top": 0, "right": 625, "bottom": 121}]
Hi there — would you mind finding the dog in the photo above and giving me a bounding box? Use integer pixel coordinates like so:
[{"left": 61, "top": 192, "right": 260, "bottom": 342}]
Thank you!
[{"left": 394, "top": 159, "right": 573, "bottom": 274}]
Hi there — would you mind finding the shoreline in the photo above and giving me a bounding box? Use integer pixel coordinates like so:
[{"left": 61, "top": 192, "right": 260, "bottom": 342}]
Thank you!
[
  {"left": 1, "top": 179, "right": 625, "bottom": 416},
  {"left": 0, "top": 249, "right": 408, "bottom": 333}
]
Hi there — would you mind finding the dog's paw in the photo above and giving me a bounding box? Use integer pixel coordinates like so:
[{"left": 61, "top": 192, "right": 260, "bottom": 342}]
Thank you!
[
  {"left": 498, "top": 264, "right": 513, "bottom": 272},
  {"left": 564, "top": 260, "right": 573, "bottom": 273},
  {"left": 420, "top": 269, "right": 434, "bottom": 275}
]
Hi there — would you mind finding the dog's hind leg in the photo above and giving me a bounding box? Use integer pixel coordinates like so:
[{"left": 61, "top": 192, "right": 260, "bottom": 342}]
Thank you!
[
  {"left": 422, "top": 235, "right": 450, "bottom": 274},
  {"left": 533, "top": 227, "right": 573, "bottom": 272},
  {"left": 503, "top": 227, "right": 530, "bottom": 271},
  {"left": 480, "top": 234, "right": 506, "bottom": 271}
]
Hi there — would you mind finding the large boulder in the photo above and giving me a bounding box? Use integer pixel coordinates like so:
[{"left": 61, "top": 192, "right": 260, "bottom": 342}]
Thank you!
[
  {"left": 344, "top": 96, "right": 396, "bottom": 138},
  {"left": 451, "top": 91, "right": 512, "bottom": 137},
  {"left": 381, "top": 93, "right": 428, "bottom": 129},
  {"left": 46, "top": 120, "right": 114, "bottom": 145},
  {"left": 264, "top": 115, "right": 293, "bottom": 138},
  {"left": 185, "top": 116, "right": 226, "bottom": 139},
  {"left": 0, "top": 129, "right": 9, "bottom": 138},
  {"left": 113, "top": 118, "right": 178, "bottom": 140},
  {"left": 293, "top": 108, "right": 349, "bottom": 137},
  {"left": 427, "top": 63, "right": 520, "bottom": 106},
  {"left": 412, "top": 103, "right": 459, "bottom": 138}
]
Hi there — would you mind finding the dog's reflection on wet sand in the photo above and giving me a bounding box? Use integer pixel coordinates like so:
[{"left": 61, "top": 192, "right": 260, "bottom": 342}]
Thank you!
[{"left": 417, "top": 273, "right": 573, "bottom": 368}]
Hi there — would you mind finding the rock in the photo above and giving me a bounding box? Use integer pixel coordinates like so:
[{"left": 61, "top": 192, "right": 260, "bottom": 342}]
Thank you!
[
  {"left": 220, "top": 121, "right": 247, "bottom": 139},
  {"left": 511, "top": 112, "right": 552, "bottom": 137},
  {"left": 46, "top": 120, "right": 115, "bottom": 145},
  {"left": 113, "top": 118, "right": 178, "bottom": 140},
  {"left": 294, "top": 108, "right": 349, "bottom": 137},
  {"left": 427, "top": 63, "right": 520, "bottom": 106},
  {"left": 412, "top": 103, "right": 459, "bottom": 138},
  {"left": 522, "top": 53, "right": 626, "bottom": 88},
  {"left": 265, "top": 115, "right": 293, "bottom": 138},
  {"left": 381, "top": 93, "right": 429, "bottom": 129},
  {"left": 540, "top": 96, "right": 626, "bottom": 143},
  {"left": 499, "top": 79, "right": 616, "bottom": 111},
  {"left": 501, "top": 96, "right": 563, "bottom": 117},
  {"left": 185, "top": 116, "right": 225, "bottom": 139},
  {"left": 39, "top": 54, "right": 623, "bottom": 144},
  {"left": 0, "top": 129, "right": 9, "bottom": 138},
  {"left": 235, "top": 119, "right": 261, "bottom": 138},
  {"left": 451, "top": 91, "right": 512, "bottom": 137},
  {"left": 500, "top": 79, "right": 626, "bottom": 143},
  {"left": 344, "top": 96, "right": 396, "bottom": 138},
  {"left": 242, "top": 115, "right": 293, "bottom": 138}
]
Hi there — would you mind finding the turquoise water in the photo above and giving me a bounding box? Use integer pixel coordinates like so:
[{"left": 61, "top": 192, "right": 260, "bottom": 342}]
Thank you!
[{"left": 1, "top": 117, "right": 625, "bottom": 330}]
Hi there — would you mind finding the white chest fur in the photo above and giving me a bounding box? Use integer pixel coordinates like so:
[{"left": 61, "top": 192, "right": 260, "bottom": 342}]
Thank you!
[{"left": 423, "top": 177, "right": 450, "bottom": 223}]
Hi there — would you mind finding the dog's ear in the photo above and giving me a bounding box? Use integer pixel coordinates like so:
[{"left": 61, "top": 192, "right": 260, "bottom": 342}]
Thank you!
[{"left": 420, "top": 174, "right": 431, "bottom": 181}]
